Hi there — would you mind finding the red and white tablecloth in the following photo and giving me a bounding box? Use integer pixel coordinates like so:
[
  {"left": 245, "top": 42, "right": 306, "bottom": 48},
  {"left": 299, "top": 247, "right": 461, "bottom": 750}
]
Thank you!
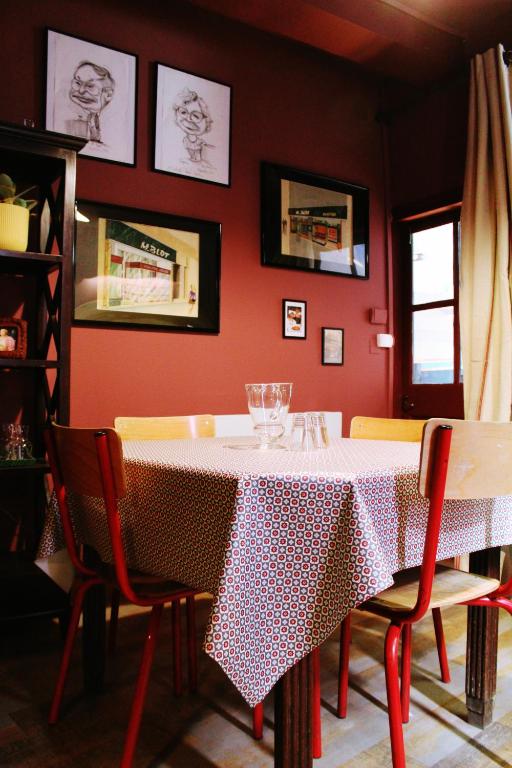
[{"left": 39, "top": 436, "right": 512, "bottom": 707}]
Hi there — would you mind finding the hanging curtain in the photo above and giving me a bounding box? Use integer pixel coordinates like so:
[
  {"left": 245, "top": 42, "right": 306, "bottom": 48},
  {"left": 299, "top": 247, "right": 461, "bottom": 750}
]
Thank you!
[{"left": 460, "top": 44, "right": 512, "bottom": 421}]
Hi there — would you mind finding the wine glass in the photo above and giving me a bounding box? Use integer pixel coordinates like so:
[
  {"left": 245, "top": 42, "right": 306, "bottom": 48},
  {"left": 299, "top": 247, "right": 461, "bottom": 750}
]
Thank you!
[{"left": 245, "top": 383, "right": 292, "bottom": 449}]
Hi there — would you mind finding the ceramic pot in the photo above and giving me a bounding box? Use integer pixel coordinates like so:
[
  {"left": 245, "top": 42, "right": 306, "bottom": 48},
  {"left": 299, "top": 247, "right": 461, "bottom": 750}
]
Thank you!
[{"left": 0, "top": 204, "right": 29, "bottom": 251}]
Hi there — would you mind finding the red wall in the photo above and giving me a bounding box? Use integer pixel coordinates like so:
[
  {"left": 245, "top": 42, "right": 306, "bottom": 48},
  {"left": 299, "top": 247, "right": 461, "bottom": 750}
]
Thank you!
[{"left": 1, "top": 0, "right": 393, "bottom": 432}]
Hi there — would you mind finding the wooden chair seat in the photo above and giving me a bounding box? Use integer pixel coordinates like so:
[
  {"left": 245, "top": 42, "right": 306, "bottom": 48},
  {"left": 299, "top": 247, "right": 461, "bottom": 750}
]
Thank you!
[
  {"left": 97, "top": 562, "right": 195, "bottom": 600},
  {"left": 366, "top": 565, "right": 501, "bottom": 613}
]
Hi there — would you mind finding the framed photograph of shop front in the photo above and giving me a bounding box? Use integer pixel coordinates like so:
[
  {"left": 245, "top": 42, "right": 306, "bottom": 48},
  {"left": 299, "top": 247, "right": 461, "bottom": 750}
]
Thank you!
[
  {"left": 45, "top": 29, "right": 138, "bottom": 166},
  {"left": 322, "top": 327, "right": 344, "bottom": 365},
  {"left": 73, "top": 200, "right": 221, "bottom": 333},
  {"left": 154, "top": 62, "right": 232, "bottom": 186},
  {"left": 261, "top": 162, "right": 369, "bottom": 278}
]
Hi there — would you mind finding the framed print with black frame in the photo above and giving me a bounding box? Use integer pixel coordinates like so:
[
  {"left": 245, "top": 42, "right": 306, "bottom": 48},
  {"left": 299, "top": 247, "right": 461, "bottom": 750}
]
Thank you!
[
  {"left": 261, "top": 162, "right": 369, "bottom": 278},
  {"left": 45, "top": 28, "right": 138, "bottom": 166},
  {"left": 73, "top": 200, "right": 221, "bottom": 333},
  {"left": 154, "top": 62, "right": 232, "bottom": 186},
  {"left": 322, "top": 327, "right": 344, "bottom": 365},
  {"left": 282, "top": 299, "right": 307, "bottom": 339}
]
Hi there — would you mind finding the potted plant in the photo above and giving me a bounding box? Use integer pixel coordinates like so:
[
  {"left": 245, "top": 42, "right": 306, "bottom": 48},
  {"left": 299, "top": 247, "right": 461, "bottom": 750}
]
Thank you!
[{"left": 0, "top": 173, "right": 37, "bottom": 252}]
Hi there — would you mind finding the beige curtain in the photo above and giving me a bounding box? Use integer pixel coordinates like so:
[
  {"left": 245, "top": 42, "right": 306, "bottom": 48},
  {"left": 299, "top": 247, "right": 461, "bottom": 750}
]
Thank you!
[{"left": 460, "top": 44, "right": 512, "bottom": 421}]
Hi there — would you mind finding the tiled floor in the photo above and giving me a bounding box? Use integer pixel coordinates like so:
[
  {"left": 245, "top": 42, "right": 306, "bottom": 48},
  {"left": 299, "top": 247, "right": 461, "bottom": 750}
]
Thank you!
[{"left": 1, "top": 596, "right": 511, "bottom": 767}]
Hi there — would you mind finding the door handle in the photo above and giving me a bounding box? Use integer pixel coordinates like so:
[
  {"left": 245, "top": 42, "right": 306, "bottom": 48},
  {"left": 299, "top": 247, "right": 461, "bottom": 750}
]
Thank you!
[{"left": 401, "top": 395, "right": 415, "bottom": 412}]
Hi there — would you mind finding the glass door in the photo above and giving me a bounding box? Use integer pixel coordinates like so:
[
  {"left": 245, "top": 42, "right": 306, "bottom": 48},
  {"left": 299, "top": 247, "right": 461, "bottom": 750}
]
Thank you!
[{"left": 398, "top": 210, "right": 463, "bottom": 419}]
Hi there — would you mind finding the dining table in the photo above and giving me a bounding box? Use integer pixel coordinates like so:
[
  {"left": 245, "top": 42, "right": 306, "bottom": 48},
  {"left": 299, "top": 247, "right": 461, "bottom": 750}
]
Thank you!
[{"left": 39, "top": 434, "right": 512, "bottom": 768}]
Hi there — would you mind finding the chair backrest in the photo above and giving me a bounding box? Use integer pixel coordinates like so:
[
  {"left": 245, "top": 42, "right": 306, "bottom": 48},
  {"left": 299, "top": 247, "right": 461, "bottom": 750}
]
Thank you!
[
  {"left": 45, "top": 424, "right": 135, "bottom": 597},
  {"left": 350, "top": 416, "right": 425, "bottom": 442},
  {"left": 419, "top": 418, "right": 512, "bottom": 499},
  {"left": 49, "top": 424, "right": 126, "bottom": 498},
  {"left": 405, "top": 418, "right": 512, "bottom": 623},
  {"left": 114, "top": 414, "right": 215, "bottom": 440}
]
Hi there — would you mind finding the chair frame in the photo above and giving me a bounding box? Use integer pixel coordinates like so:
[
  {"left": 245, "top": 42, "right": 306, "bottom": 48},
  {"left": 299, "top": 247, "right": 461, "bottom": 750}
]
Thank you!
[
  {"left": 340, "top": 420, "right": 512, "bottom": 768},
  {"left": 45, "top": 424, "right": 199, "bottom": 768}
]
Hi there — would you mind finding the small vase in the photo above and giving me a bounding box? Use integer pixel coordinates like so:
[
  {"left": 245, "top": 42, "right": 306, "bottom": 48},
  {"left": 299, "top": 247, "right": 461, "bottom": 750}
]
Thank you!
[{"left": 0, "top": 204, "right": 30, "bottom": 251}]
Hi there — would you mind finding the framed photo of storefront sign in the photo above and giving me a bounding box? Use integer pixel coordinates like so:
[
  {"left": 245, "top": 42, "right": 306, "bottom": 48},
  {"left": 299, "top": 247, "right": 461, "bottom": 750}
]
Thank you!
[
  {"left": 261, "top": 162, "right": 369, "bottom": 278},
  {"left": 45, "top": 29, "right": 138, "bottom": 166},
  {"left": 154, "top": 62, "right": 232, "bottom": 186},
  {"left": 73, "top": 200, "right": 221, "bottom": 333}
]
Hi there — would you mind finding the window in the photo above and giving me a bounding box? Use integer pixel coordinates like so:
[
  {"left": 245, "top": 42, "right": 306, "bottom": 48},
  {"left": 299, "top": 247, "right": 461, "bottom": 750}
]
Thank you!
[{"left": 407, "top": 213, "right": 461, "bottom": 386}]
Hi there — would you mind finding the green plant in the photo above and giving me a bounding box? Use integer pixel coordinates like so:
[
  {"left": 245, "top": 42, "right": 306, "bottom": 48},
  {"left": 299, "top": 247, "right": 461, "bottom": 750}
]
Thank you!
[{"left": 0, "top": 173, "right": 37, "bottom": 210}]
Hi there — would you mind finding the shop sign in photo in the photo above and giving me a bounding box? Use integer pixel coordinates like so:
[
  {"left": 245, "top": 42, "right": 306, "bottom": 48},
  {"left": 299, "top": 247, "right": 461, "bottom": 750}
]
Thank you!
[{"left": 73, "top": 200, "right": 220, "bottom": 333}]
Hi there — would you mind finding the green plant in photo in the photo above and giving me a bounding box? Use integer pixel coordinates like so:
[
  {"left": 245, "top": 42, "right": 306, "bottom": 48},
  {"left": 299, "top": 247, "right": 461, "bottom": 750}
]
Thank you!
[{"left": 0, "top": 173, "right": 37, "bottom": 210}]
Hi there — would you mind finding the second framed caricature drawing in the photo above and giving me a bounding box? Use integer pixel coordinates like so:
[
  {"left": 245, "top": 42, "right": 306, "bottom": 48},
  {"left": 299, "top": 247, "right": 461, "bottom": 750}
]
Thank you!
[
  {"left": 45, "top": 29, "right": 137, "bottom": 166},
  {"left": 154, "top": 63, "right": 232, "bottom": 186}
]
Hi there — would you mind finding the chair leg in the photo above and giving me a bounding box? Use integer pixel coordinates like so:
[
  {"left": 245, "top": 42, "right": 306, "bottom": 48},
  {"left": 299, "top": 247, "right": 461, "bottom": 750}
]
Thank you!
[
  {"left": 108, "top": 588, "right": 120, "bottom": 656},
  {"left": 400, "top": 624, "right": 411, "bottom": 724},
  {"left": 172, "top": 599, "right": 183, "bottom": 696},
  {"left": 253, "top": 702, "right": 264, "bottom": 740},
  {"left": 432, "top": 608, "right": 451, "bottom": 683},
  {"left": 337, "top": 613, "right": 351, "bottom": 718},
  {"left": 120, "top": 604, "right": 163, "bottom": 768},
  {"left": 49, "top": 579, "right": 95, "bottom": 724},
  {"left": 385, "top": 623, "right": 406, "bottom": 768},
  {"left": 186, "top": 595, "right": 197, "bottom": 692},
  {"left": 312, "top": 646, "right": 322, "bottom": 759}
]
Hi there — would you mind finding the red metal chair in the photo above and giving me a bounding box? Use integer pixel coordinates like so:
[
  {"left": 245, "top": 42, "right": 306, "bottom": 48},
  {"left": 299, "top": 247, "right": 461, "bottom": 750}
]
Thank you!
[
  {"left": 338, "top": 418, "right": 512, "bottom": 768},
  {"left": 45, "top": 424, "right": 199, "bottom": 768}
]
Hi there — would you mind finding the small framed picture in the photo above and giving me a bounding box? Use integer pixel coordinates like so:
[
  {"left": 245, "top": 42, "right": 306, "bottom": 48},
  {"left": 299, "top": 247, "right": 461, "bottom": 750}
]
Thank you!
[
  {"left": 154, "top": 62, "right": 232, "bottom": 186},
  {"left": 0, "top": 318, "right": 27, "bottom": 359},
  {"left": 322, "top": 327, "right": 344, "bottom": 365},
  {"left": 45, "top": 28, "right": 138, "bottom": 166},
  {"left": 283, "top": 299, "right": 307, "bottom": 339}
]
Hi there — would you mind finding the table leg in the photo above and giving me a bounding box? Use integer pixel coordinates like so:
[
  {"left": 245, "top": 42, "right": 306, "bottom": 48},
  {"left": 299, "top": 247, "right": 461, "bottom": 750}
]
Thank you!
[
  {"left": 82, "top": 547, "right": 106, "bottom": 694},
  {"left": 274, "top": 652, "right": 312, "bottom": 768},
  {"left": 466, "top": 546, "right": 500, "bottom": 727}
]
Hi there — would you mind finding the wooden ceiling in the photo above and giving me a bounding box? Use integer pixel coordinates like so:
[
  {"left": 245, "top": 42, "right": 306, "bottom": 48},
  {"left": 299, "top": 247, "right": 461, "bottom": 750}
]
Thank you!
[{"left": 186, "top": 0, "right": 512, "bottom": 85}]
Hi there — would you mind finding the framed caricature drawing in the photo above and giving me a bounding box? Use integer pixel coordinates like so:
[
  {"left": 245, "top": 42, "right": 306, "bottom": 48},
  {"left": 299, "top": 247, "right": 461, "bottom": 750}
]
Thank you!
[
  {"left": 154, "top": 63, "right": 232, "bottom": 186},
  {"left": 45, "top": 29, "right": 138, "bottom": 166}
]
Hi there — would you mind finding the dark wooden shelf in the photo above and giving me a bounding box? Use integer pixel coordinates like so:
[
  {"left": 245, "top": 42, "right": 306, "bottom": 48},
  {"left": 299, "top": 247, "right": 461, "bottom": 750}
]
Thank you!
[
  {"left": 0, "top": 122, "right": 82, "bottom": 618},
  {"left": 0, "top": 461, "right": 49, "bottom": 472},
  {"left": 0, "top": 359, "right": 60, "bottom": 369},
  {"left": 0, "top": 552, "right": 68, "bottom": 623},
  {"left": 0, "top": 249, "right": 63, "bottom": 274}
]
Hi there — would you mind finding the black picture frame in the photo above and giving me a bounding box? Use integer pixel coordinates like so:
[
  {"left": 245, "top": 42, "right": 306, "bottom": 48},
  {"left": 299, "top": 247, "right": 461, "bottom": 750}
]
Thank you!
[
  {"left": 322, "top": 327, "right": 344, "bottom": 365},
  {"left": 153, "top": 62, "right": 232, "bottom": 187},
  {"left": 282, "top": 299, "right": 307, "bottom": 339},
  {"left": 45, "top": 28, "right": 138, "bottom": 167},
  {"left": 261, "top": 162, "right": 369, "bottom": 278},
  {"left": 73, "top": 200, "right": 221, "bottom": 333}
]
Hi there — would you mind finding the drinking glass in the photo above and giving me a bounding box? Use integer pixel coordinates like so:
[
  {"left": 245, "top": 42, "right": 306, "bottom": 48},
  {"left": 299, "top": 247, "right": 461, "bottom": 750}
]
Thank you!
[
  {"left": 2, "top": 423, "right": 33, "bottom": 460},
  {"left": 245, "top": 382, "right": 292, "bottom": 449},
  {"left": 289, "top": 412, "right": 329, "bottom": 451}
]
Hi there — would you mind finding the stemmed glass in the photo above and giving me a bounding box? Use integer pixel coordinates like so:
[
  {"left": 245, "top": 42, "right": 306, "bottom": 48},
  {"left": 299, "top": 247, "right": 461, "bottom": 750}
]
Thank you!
[{"left": 245, "top": 383, "right": 292, "bottom": 449}]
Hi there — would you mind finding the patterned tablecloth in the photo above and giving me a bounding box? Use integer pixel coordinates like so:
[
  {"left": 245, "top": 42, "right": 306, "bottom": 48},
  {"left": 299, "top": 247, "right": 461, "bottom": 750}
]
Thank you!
[{"left": 40, "top": 436, "right": 512, "bottom": 707}]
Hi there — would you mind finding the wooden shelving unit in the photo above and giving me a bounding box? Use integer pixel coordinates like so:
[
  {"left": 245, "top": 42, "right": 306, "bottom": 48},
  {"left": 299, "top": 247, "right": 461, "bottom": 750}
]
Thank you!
[{"left": 0, "top": 122, "right": 85, "bottom": 622}]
